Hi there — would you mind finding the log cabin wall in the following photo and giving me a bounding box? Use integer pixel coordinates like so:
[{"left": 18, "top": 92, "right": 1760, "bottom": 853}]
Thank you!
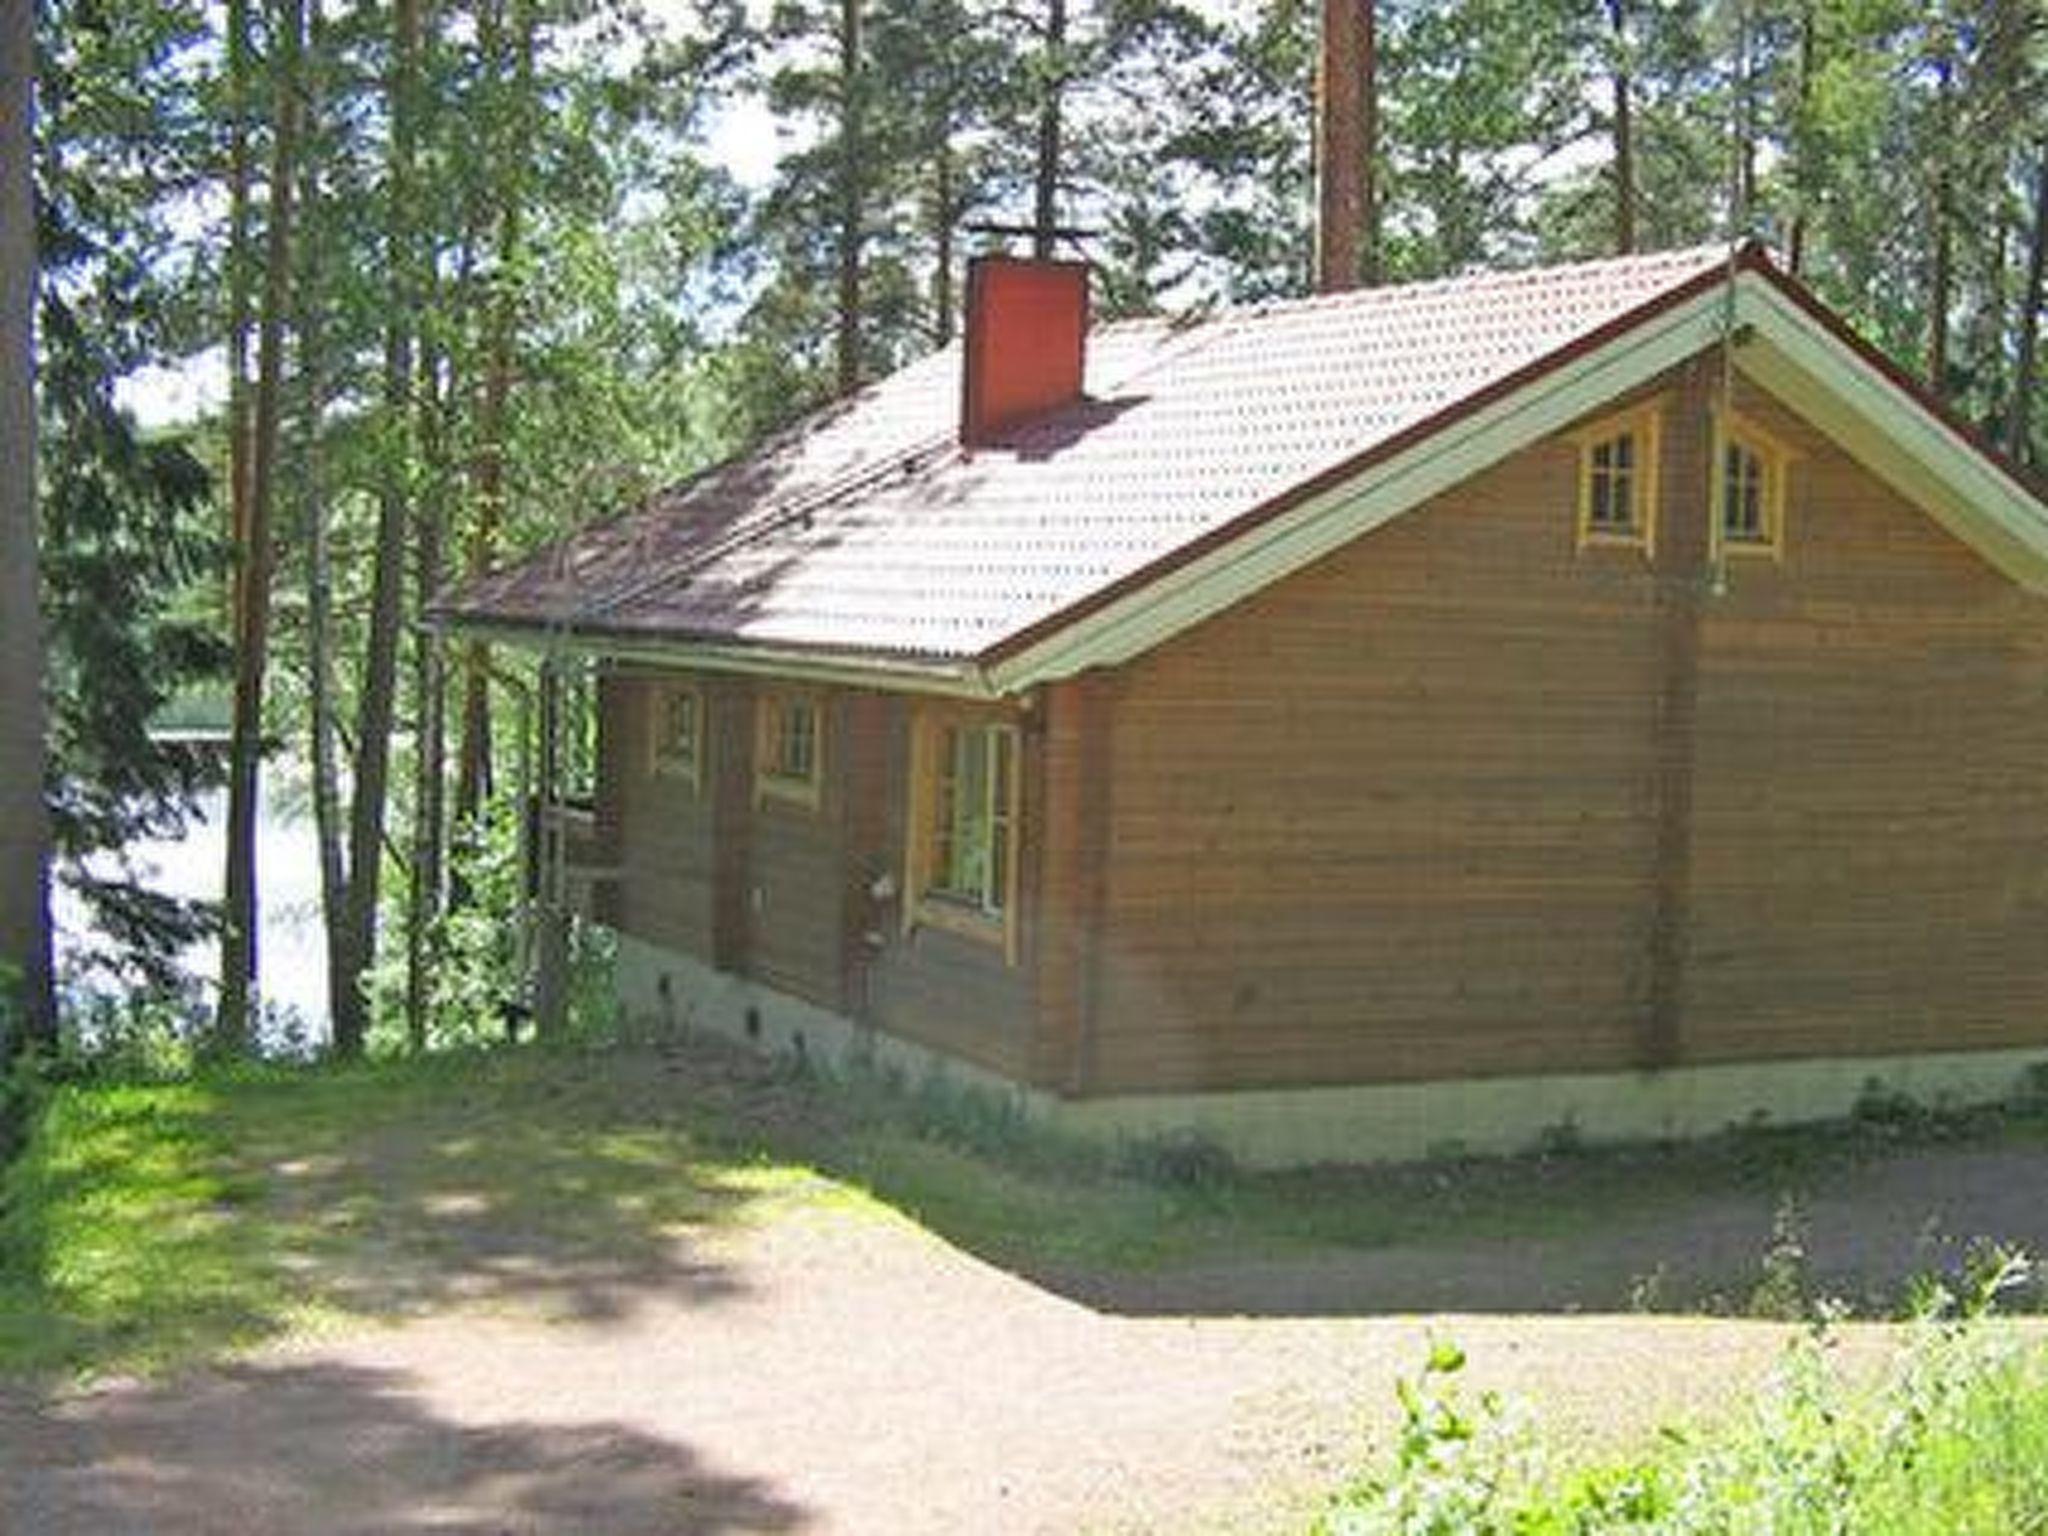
[
  {"left": 1083, "top": 399, "right": 1669, "bottom": 1094},
  {"left": 856, "top": 692, "right": 1039, "bottom": 1079},
  {"left": 600, "top": 670, "right": 718, "bottom": 956},
  {"left": 1683, "top": 382, "right": 2048, "bottom": 1063},
  {"left": 599, "top": 671, "right": 1040, "bottom": 1077},
  {"left": 1081, "top": 356, "right": 2048, "bottom": 1096}
]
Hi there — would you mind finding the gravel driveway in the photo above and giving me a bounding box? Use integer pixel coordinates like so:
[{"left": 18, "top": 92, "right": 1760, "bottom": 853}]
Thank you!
[
  {"left": 0, "top": 1196, "right": 1950, "bottom": 1536},
  {"left": 8, "top": 1044, "right": 2048, "bottom": 1536}
]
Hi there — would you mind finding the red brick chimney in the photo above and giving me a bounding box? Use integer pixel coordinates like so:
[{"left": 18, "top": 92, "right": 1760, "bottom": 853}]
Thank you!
[{"left": 960, "top": 255, "right": 1090, "bottom": 446}]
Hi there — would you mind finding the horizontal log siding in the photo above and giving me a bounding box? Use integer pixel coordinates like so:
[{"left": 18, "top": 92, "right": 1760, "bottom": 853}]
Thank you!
[
  {"left": 601, "top": 671, "right": 1036, "bottom": 1073},
  {"left": 744, "top": 695, "right": 844, "bottom": 1004},
  {"left": 1682, "top": 382, "right": 2048, "bottom": 1061},
  {"left": 1089, "top": 425, "right": 1668, "bottom": 1093},
  {"left": 1087, "top": 371, "right": 2048, "bottom": 1096},
  {"left": 604, "top": 672, "right": 716, "bottom": 957},
  {"left": 864, "top": 694, "right": 1038, "bottom": 1079}
]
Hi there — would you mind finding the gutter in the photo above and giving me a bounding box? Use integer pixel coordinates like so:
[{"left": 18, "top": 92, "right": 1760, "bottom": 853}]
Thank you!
[{"left": 425, "top": 609, "right": 1004, "bottom": 701}]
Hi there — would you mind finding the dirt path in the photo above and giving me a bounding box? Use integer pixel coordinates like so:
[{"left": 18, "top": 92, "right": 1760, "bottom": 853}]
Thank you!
[
  {"left": 0, "top": 1196, "right": 1921, "bottom": 1536},
  {"left": 7, "top": 1080, "right": 2048, "bottom": 1536}
]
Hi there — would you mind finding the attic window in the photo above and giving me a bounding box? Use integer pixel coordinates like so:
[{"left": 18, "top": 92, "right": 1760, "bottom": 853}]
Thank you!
[
  {"left": 1714, "top": 409, "right": 1793, "bottom": 559},
  {"left": 650, "top": 682, "right": 702, "bottom": 791},
  {"left": 906, "top": 711, "right": 1021, "bottom": 962},
  {"left": 1573, "top": 403, "right": 1661, "bottom": 554},
  {"left": 755, "top": 692, "right": 823, "bottom": 810}
]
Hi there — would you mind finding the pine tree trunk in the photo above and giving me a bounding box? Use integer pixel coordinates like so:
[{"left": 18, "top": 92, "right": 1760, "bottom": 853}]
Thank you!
[
  {"left": 218, "top": 0, "right": 306, "bottom": 1052},
  {"left": 214, "top": 0, "right": 256, "bottom": 1044},
  {"left": 1927, "top": 187, "right": 1952, "bottom": 393},
  {"left": 456, "top": 0, "right": 533, "bottom": 837},
  {"left": 1607, "top": 0, "right": 1636, "bottom": 257},
  {"left": 2009, "top": 144, "right": 2048, "bottom": 461},
  {"left": 1924, "top": 39, "right": 1954, "bottom": 395},
  {"left": 333, "top": 0, "right": 419, "bottom": 1058},
  {"left": 1733, "top": 4, "right": 1756, "bottom": 229},
  {"left": 406, "top": 333, "right": 448, "bottom": 1053},
  {"left": 0, "top": 0, "right": 54, "bottom": 1055},
  {"left": 1788, "top": 1, "right": 1815, "bottom": 275},
  {"left": 1360, "top": 0, "right": 1378, "bottom": 287},
  {"left": 835, "top": 0, "right": 863, "bottom": 394},
  {"left": 405, "top": 230, "right": 459, "bottom": 1050},
  {"left": 932, "top": 144, "right": 955, "bottom": 345},
  {"left": 225, "top": 0, "right": 254, "bottom": 620},
  {"left": 1032, "top": 0, "right": 1065, "bottom": 260},
  {"left": 296, "top": 4, "right": 348, "bottom": 1026},
  {"left": 1315, "top": 0, "right": 1367, "bottom": 292}
]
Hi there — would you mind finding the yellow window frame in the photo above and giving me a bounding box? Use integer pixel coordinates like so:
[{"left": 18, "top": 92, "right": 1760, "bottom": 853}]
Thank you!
[
  {"left": 1572, "top": 400, "right": 1663, "bottom": 557},
  {"left": 754, "top": 690, "right": 824, "bottom": 810},
  {"left": 1711, "top": 407, "right": 1796, "bottom": 561},
  {"left": 649, "top": 680, "right": 704, "bottom": 793},
  {"left": 903, "top": 707, "right": 1022, "bottom": 964}
]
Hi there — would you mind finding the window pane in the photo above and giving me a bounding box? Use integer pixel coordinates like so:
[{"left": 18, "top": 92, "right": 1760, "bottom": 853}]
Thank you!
[
  {"left": 772, "top": 699, "right": 815, "bottom": 779},
  {"left": 988, "top": 732, "right": 1013, "bottom": 914},
  {"left": 795, "top": 704, "right": 814, "bottom": 775},
  {"left": 1723, "top": 442, "right": 1765, "bottom": 539},
  {"left": 925, "top": 725, "right": 1019, "bottom": 913},
  {"left": 1587, "top": 431, "right": 1637, "bottom": 531},
  {"left": 941, "top": 727, "right": 992, "bottom": 902}
]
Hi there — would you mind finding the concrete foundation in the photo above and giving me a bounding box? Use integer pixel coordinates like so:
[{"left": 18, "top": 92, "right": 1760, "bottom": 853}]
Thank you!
[{"left": 616, "top": 931, "right": 2048, "bottom": 1169}]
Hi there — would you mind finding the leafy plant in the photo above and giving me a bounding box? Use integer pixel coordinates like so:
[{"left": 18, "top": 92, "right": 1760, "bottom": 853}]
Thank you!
[{"left": 1318, "top": 1249, "right": 2048, "bottom": 1535}]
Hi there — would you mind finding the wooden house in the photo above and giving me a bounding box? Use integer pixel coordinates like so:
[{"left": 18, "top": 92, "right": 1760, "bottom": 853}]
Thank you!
[{"left": 434, "top": 244, "right": 2048, "bottom": 1165}]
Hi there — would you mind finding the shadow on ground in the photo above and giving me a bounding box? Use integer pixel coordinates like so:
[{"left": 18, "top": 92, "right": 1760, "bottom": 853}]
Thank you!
[
  {"left": 0, "top": 1048, "right": 855, "bottom": 1381},
  {"left": 14, "top": 1035, "right": 2048, "bottom": 1391},
  {"left": 0, "top": 1361, "right": 809, "bottom": 1536},
  {"left": 1023, "top": 1155, "right": 2048, "bottom": 1318},
  {"left": 760, "top": 1043, "right": 2048, "bottom": 1321}
]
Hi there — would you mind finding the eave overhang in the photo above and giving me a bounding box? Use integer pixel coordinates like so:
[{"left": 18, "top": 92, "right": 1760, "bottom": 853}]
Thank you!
[{"left": 429, "top": 611, "right": 1002, "bottom": 700}]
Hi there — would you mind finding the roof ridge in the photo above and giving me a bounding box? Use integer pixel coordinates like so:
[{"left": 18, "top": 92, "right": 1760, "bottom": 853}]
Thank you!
[{"left": 1219, "top": 243, "right": 1734, "bottom": 324}]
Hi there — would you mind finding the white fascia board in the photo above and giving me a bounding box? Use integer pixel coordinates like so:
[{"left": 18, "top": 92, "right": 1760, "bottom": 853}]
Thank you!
[
  {"left": 984, "top": 286, "right": 1737, "bottom": 691},
  {"left": 446, "top": 619, "right": 1000, "bottom": 700},
  {"left": 1731, "top": 277, "right": 2048, "bottom": 592}
]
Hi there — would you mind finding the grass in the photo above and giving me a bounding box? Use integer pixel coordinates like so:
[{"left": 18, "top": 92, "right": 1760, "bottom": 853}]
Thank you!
[
  {"left": 1315, "top": 1262, "right": 2048, "bottom": 1533},
  {"left": 3, "top": 1033, "right": 2046, "bottom": 1382},
  {"left": 0, "top": 1047, "right": 834, "bottom": 1379}
]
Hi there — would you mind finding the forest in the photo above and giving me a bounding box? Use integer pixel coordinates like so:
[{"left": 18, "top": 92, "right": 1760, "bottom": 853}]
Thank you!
[{"left": 1, "top": 0, "right": 2045, "bottom": 1066}]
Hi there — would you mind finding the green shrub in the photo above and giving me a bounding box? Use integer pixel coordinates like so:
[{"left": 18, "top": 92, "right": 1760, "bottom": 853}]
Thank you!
[
  {"left": 1114, "top": 1130, "right": 1237, "bottom": 1191},
  {"left": 1318, "top": 1251, "right": 2048, "bottom": 1535},
  {"left": 0, "top": 1045, "right": 45, "bottom": 1168}
]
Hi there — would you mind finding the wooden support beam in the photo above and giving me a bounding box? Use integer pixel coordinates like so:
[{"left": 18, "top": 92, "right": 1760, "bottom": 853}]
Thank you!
[
  {"left": 709, "top": 675, "right": 756, "bottom": 976},
  {"left": 1643, "top": 363, "right": 1713, "bottom": 1068},
  {"left": 1032, "top": 672, "right": 1114, "bottom": 1094},
  {"left": 837, "top": 690, "right": 893, "bottom": 1018},
  {"left": 533, "top": 657, "right": 569, "bottom": 1037}
]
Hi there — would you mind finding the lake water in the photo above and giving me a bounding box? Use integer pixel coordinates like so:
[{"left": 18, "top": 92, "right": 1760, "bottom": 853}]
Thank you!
[{"left": 55, "top": 773, "right": 333, "bottom": 1043}]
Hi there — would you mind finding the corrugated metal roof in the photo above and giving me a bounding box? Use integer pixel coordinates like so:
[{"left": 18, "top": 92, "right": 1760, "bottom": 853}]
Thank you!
[{"left": 439, "top": 245, "right": 1736, "bottom": 662}]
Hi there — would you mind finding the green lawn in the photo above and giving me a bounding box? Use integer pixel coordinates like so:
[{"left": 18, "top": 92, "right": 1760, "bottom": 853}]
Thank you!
[{"left": 1, "top": 1035, "right": 2043, "bottom": 1382}]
